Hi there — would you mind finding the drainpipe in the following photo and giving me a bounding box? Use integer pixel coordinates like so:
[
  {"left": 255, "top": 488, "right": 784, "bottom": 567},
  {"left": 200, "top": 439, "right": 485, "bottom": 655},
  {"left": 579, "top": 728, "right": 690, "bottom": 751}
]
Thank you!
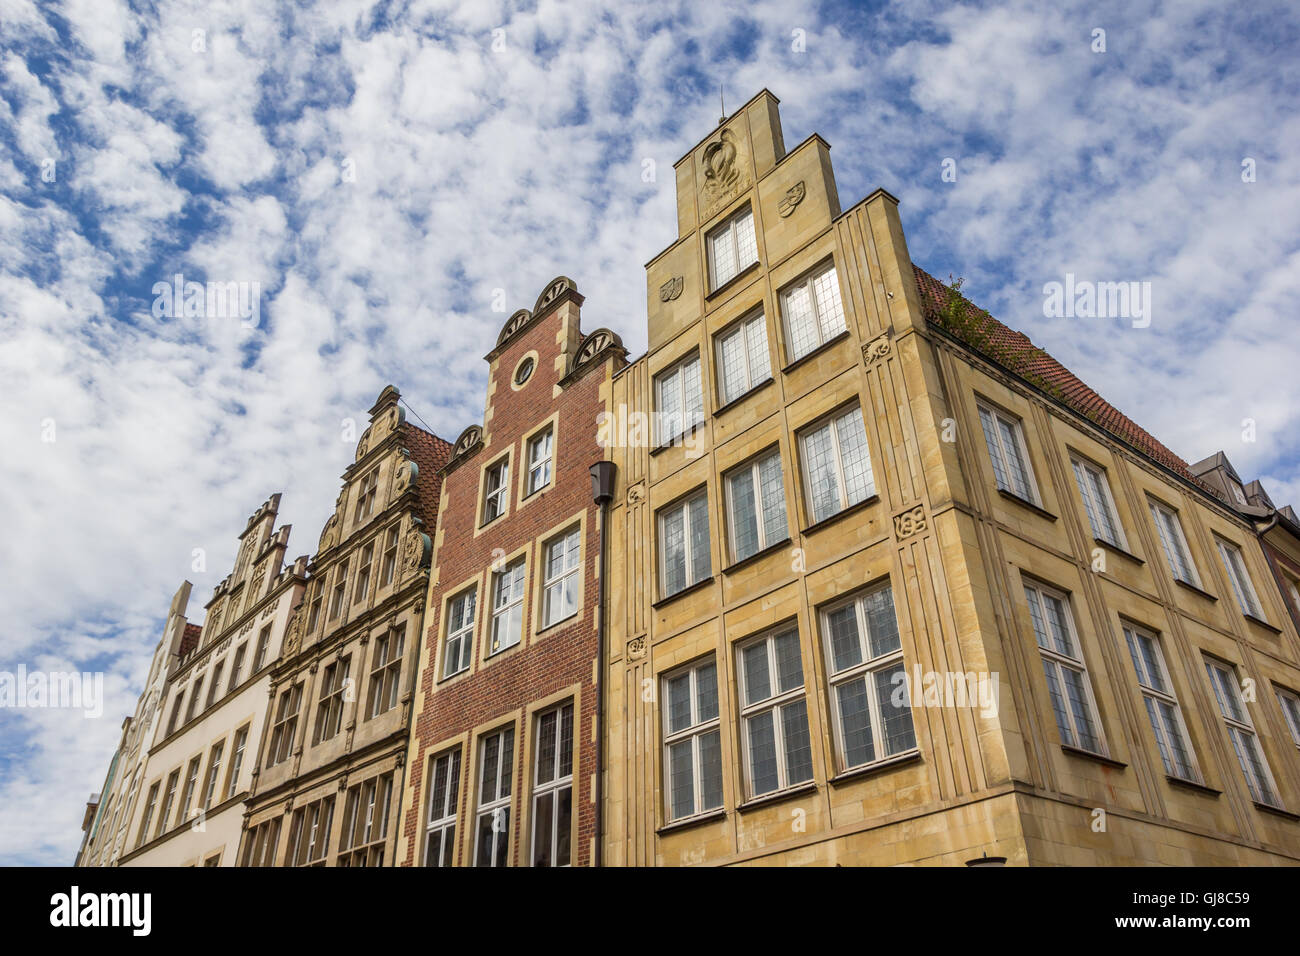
[{"left": 589, "top": 461, "right": 616, "bottom": 868}]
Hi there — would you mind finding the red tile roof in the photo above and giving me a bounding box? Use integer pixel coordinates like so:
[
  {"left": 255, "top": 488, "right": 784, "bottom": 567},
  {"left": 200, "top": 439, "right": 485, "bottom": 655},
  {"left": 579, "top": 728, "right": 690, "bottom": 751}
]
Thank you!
[
  {"left": 912, "top": 266, "right": 1215, "bottom": 495},
  {"left": 179, "top": 623, "right": 202, "bottom": 658}
]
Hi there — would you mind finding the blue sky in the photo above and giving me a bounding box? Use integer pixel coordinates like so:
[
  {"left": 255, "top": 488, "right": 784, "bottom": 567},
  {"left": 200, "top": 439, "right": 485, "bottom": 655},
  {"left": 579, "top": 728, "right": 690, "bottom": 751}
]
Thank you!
[{"left": 2, "top": 0, "right": 1298, "bottom": 865}]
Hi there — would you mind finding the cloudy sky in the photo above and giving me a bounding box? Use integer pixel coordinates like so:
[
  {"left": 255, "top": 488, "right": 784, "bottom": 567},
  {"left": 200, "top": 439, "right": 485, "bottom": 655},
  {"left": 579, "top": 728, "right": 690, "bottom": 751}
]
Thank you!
[{"left": 2, "top": 0, "right": 1297, "bottom": 865}]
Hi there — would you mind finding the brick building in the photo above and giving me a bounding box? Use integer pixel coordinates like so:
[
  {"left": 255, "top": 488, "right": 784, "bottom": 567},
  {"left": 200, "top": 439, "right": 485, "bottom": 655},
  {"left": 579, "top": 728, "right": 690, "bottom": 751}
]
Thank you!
[{"left": 395, "top": 278, "right": 627, "bottom": 867}]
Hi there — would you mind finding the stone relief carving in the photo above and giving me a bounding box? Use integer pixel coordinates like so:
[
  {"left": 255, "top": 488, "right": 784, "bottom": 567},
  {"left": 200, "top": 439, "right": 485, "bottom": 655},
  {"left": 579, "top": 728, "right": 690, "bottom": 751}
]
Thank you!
[
  {"left": 401, "top": 529, "right": 430, "bottom": 574},
  {"left": 699, "top": 127, "right": 751, "bottom": 218},
  {"left": 893, "top": 504, "right": 928, "bottom": 539},
  {"left": 862, "top": 333, "right": 892, "bottom": 365},
  {"left": 627, "top": 635, "right": 647, "bottom": 660},
  {"left": 390, "top": 455, "right": 415, "bottom": 500},
  {"left": 626, "top": 482, "right": 645, "bottom": 505},
  {"left": 319, "top": 514, "right": 340, "bottom": 551},
  {"left": 355, "top": 426, "right": 372, "bottom": 462},
  {"left": 659, "top": 276, "right": 684, "bottom": 302},
  {"left": 282, "top": 608, "right": 305, "bottom": 657},
  {"left": 777, "top": 181, "right": 806, "bottom": 217}
]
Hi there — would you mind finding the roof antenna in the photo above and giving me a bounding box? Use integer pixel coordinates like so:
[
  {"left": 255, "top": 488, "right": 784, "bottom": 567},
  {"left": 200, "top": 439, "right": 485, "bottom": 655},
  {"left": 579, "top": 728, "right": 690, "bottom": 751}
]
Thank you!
[{"left": 719, "top": 84, "right": 726, "bottom": 126}]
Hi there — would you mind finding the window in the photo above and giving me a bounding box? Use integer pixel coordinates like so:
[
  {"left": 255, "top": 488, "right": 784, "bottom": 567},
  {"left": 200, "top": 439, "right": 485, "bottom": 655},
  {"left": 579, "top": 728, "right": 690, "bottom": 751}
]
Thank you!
[
  {"left": 1071, "top": 455, "right": 1125, "bottom": 548},
  {"left": 306, "top": 584, "right": 323, "bottom": 633},
  {"left": 328, "top": 563, "right": 349, "bottom": 621},
  {"left": 443, "top": 590, "right": 476, "bottom": 679},
  {"left": 531, "top": 702, "right": 574, "bottom": 867},
  {"left": 542, "top": 528, "right": 581, "bottom": 628},
  {"left": 354, "top": 469, "right": 378, "bottom": 522},
  {"left": 1205, "top": 659, "right": 1279, "bottom": 806},
  {"left": 338, "top": 774, "right": 393, "bottom": 866},
  {"left": 654, "top": 353, "right": 704, "bottom": 444},
  {"left": 716, "top": 311, "right": 771, "bottom": 405},
  {"left": 475, "top": 728, "right": 514, "bottom": 867},
  {"left": 201, "top": 742, "right": 224, "bottom": 811},
  {"left": 241, "top": 818, "right": 281, "bottom": 867},
  {"left": 662, "top": 659, "right": 723, "bottom": 821},
  {"left": 157, "top": 770, "right": 180, "bottom": 837},
  {"left": 1122, "top": 624, "right": 1197, "bottom": 781},
  {"left": 1276, "top": 687, "right": 1300, "bottom": 749},
  {"left": 489, "top": 559, "right": 526, "bottom": 655},
  {"left": 267, "top": 683, "right": 303, "bottom": 767},
  {"left": 205, "top": 661, "right": 224, "bottom": 710},
  {"left": 178, "top": 755, "right": 202, "bottom": 826},
  {"left": 978, "top": 402, "right": 1037, "bottom": 503},
  {"left": 1023, "top": 581, "right": 1104, "bottom": 754},
  {"left": 526, "top": 427, "right": 553, "bottom": 496},
  {"left": 252, "top": 624, "right": 272, "bottom": 672},
  {"left": 780, "top": 261, "right": 846, "bottom": 362},
  {"left": 820, "top": 583, "right": 916, "bottom": 772},
  {"left": 514, "top": 356, "right": 535, "bottom": 385},
  {"left": 354, "top": 542, "right": 375, "bottom": 604},
  {"left": 166, "top": 692, "right": 184, "bottom": 736},
  {"left": 1216, "top": 538, "right": 1264, "bottom": 619},
  {"left": 482, "top": 459, "right": 510, "bottom": 523},
  {"left": 367, "top": 627, "right": 404, "bottom": 718},
  {"left": 225, "top": 726, "right": 248, "bottom": 800},
  {"left": 800, "top": 405, "right": 875, "bottom": 524},
  {"left": 227, "top": 643, "right": 246, "bottom": 696},
  {"left": 707, "top": 205, "right": 758, "bottom": 288},
  {"left": 183, "top": 677, "right": 204, "bottom": 725},
  {"left": 313, "top": 657, "right": 351, "bottom": 743},
  {"left": 658, "top": 490, "right": 711, "bottom": 599},
  {"left": 286, "top": 796, "right": 334, "bottom": 867},
  {"left": 380, "top": 526, "right": 400, "bottom": 587},
  {"left": 1149, "top": 500, "right": 1200, "bottom": 586},
  {"left": 736, "top": 627, "right": 814, "bottom": 798},
  {"left": 725, "top": 449, "right": 788, "bottom": 562},
  {"left": 136, "top": 783, "right": 159, "bottom": 847},
  {"left": 424, "top": 750, "right": 461, "bottom": 867}
]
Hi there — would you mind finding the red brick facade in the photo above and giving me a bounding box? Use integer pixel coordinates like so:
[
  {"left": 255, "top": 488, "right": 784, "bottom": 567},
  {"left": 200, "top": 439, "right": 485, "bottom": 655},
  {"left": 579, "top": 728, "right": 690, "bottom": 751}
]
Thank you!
[{"left": 400, "top": 279, "right": 626, "bottom": 866}]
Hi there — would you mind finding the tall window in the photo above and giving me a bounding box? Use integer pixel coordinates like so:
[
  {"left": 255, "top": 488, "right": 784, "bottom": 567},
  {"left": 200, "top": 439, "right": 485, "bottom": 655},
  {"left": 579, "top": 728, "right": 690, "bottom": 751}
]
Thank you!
[
  {"left": 736, "top": 627, "right": 814, "bottom": 798},
  {"left": 339, "top": 774, "right": 393, "bottom": 866},
  {"left": 655, "top": 353, "right": 704, "bottom": 444},
  {"left": 286, "top": 796, "right": 335, "bottom": 867},
  {"left": 225, "top": 726, "right": 248, "bottom": 801},
  {"left": 1023, "top": 581, "right": 1104, "bottom": 754},
  {"left": 252, "top": 624, "right": 272, "bottom": 671},
  {"left": 178, "top": 755, "right": 202, "bottom": 826},
  {"left": 658, "top": 490, "right": 711, "bottom": 599},
  {"left": 227, "top": 643, "right": 246, "bottom": 697},
  {"left": 800, "top": 405, "right": 875, "bottom": 524},
  {"left": 1122, "top": 624, "right": 1197, "bottom": 781},
  {"left": 354, "top": 542, "right": 375, "bottom": 604},
  {"left": 1071, "top": 455, "right": 1125, "bottom": 547},
  {"left": 367, "top": 627, "right": 404, "bottom": 718},
  {"left": 707, "top": 205, "right": 758, "bottom": 288},
  {"left": 306, "top": 584, "right": 323, "bottom": 633},
  {"left": 489, "top": 560, "right": 526, "bottom": 655},
  {"left": 267, "top": 683, "right": 303, "bottom": 767},
  {"left": 313, "top": 657, "right": 351, "bottom": 743},
  {"left": 526, "top": 427, "right": 553, "bottom": 496},
  {"left": 482, "top": 459, "right": 510, "bottom": 523},
  {"left": 716, "top": 311, "right": 770, "bottom": 405},
  {"left": 475, "top": 727, "right": 515, "bottom": 867},
  {"left": 157, "top": 770, "right": 180, "bottom": 837},
  {"left": 136, "top": 783, "right": 159, "bottom": 847},
  {"left": 183, "top": 677, "right": 204, "bottom": 725},
  {"left": 978, "top": 402, "right": 1037, "bottom": 503},
  {"left": 165, "top": 692, "right": 184, "bottom": 736},
  {"left": 328, "top": 562, "right": 350, "bottom": 621},
  {"left": 354, "top": 469, "right": 378, "bottom": 522},
  {"left": 1216, "top": 538, "right": 1264, "bottom": 619},
  {"left": 662, "top": 659, "right": 723, "bottom": 821},
  {"left": 241, "top": 818, "right": 281, "bottom": 867},
  {"left": 1276, "top": 687, "right": 1300, "bottom": 749},
  {"left": 424, "top": 750, "right": 461, "bottom": 867},
  {"left": 1205, "top": 659, "right": 1279, "bottom": 806},
  {"left": 542, "top": 528, "right": 581, "bottom": 628},
  {"left": 201, "top": 742, "right": 224, "bottom": 811},
  {"left": 820, "top": 583, "right": 916, "bottom": 772},
  {"left": 1149, "top": 499, "right": 1199, "bottom": 586},
  {"left": 443, "top": 589, "right": 476, "bottom": 678},
  {"left": 725, "top": 449, "right": 788, "bottom": 562},
  {"left": 531, "top": 702, "right": 574, "bottom": 867},
  {"left": 780, "top": 262, "right": 846, "bottom": 362},
  {"left": 205, "top": 661, "right": 224, "bottom": 710},
  {"left": 380, "top": 526, "right": 400, "bottom": 587}
]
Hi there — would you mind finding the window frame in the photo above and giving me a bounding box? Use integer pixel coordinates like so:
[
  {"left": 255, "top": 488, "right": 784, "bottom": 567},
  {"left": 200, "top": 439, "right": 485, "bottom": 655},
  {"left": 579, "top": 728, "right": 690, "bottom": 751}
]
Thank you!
[
  {"left": 367, "top": 626, "right": 405, "bottom": 719},
  {"left": 541, "top": 527, "right": 582, "bottom": 629},
  {"left": 380, "top": 526, "right": 400, "bottom": 587},
  {"left": 1069, "top": 453, "right": 1127, "bottom": 549},
  {"left": 225, "top": 725, "right": 249, "bottom": 801},
  {"left": 525, "top": 426, "right": 554, "bottom": 498},
  {"left": 442, "top": 588, "right": 477, "bottom": 679},
  {"left": 266, "top": 683, "right": 303, "bottom": 767},
  {"left": 977, "top": 400, "right": 1040, "bottom": 504},
  {"left": 353, "top": 469, "right": 378, "bottom": 522},
  {"left": 661, "top": 658, "right": 724, "bottom": 823},
  {"left": 656, "top": 488, "right": 712, "bottom": 600},
  {"left": 706, "top": 204, "right": 758, "bottom": 290},
  {"left": 1122, "top": 622, "right": 1199, "bottom": 782},
  {"left": 488, "top": 558, "right": 527, "bottom": 656},
  {"left": 714, "top": 308, "right": 771, "bottom": 406},
  {"left": 482, "top": 458, "right": 511, "bottom": 525},
  {"left": 530, "top": 701, "right": 575, "bottom": 867},
  {"left": 653, "top": 351, "right": 705, "bottom": 446},
  {"left": 313, "top": 656, "right": 352, "bottom": 744},
  {"left": 778, "top": 260, "right": 847, "bottom": 363},
  {"left": 734, "top": 625, "right": 815, "bottom": 800},
  {"left": 1204, "top": 658, "right": 1281, "bottom": 807},
  {"left": 797, "top": 404, "right": 876, "bottom": 525},
  {"left": 1215, "top": 536, "right": 1265, "bottom": 620},
  {"left": 724, "top": 447, "right": 789, "bottom": 563},
  {"left": 423, "top": 749, "right": 462, "bottom": 867},
  {"left": 201, "top": 740, "right": 225, "bottom": 811},
  {"left": 1022, "top": 579, "right": 1107, "bottom": 756},
  {"left": 474, "top": 726, "right": 515, "bottom": 867},
  {"left": 1148, "top": 498, "right": 1201, "bottom": 588},
  {"left": 1275, "top": 686, "right": 1300, "bottom": 750}
]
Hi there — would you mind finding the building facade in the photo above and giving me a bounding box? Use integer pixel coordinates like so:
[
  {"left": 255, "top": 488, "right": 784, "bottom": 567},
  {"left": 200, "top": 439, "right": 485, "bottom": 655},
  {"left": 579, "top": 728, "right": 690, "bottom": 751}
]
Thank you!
[
  {"left": 117, "top": 496, "right": 308, "bottom": 866},
  {"left": 238, "top": 387, "right": 450, "bottom": 866},
  {"left": 600, "top": 90, "right": 1300, "bottom": 865},
  {"left": 396, "top": 278, "right": 626, "bottom": 867}
]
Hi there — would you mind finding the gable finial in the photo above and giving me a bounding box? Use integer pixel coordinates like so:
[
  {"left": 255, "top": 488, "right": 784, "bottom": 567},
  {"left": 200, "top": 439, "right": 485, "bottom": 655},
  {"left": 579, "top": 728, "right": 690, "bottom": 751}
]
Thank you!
[{"left": 719, "top": 84, "right": 726, "bottom": 126}]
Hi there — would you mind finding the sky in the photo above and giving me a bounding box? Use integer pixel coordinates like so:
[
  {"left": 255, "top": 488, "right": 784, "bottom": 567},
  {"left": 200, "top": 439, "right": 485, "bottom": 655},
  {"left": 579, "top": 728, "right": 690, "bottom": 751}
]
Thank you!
[{"left": 1, "top": 0, "right": 1298, "bottom": 866}]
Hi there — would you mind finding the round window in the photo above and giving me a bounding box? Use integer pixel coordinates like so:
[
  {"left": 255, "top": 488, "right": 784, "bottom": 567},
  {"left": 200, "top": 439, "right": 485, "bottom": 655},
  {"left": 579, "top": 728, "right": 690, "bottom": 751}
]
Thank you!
[{"left": 514, "top": 356, "right": 535, "bottom": 386}]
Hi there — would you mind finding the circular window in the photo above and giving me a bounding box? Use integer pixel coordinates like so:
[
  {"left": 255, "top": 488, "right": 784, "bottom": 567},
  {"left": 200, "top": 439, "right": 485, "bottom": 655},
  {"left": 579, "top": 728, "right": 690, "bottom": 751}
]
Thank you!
[{"left": 514, "top": 356, "right": 535, "bottom": 386}]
